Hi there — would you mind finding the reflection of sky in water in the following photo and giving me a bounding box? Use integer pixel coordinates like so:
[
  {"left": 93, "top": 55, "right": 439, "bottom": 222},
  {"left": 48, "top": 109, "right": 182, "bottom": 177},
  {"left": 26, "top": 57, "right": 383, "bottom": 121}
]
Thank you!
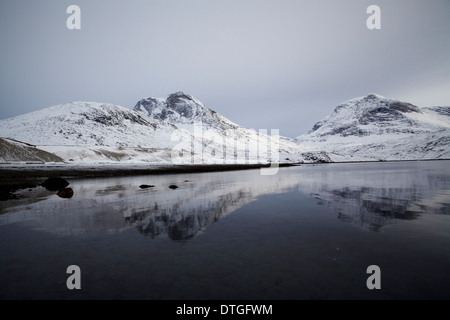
[{"left": 0, "top": 161, "right": 449, "bottom": 239}]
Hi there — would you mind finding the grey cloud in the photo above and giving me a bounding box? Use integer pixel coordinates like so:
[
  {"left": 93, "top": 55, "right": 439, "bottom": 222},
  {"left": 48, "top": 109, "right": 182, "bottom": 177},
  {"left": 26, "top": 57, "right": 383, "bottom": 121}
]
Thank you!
[{"left": 0, "top": 0, "right": 449, "bottom": 137}]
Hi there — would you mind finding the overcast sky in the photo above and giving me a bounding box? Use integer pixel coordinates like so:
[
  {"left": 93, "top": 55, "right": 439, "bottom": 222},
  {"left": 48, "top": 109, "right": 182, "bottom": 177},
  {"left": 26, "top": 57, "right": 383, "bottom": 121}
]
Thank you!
[{"left": 0, "top": 0, "right": 449, "bottom": 137}]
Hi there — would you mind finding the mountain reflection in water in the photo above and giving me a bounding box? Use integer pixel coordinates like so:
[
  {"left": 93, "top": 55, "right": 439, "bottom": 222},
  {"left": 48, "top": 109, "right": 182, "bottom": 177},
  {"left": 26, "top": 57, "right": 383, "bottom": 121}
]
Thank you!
[{"left": 0, "top": 161, "right": 448, "bottom": 239}]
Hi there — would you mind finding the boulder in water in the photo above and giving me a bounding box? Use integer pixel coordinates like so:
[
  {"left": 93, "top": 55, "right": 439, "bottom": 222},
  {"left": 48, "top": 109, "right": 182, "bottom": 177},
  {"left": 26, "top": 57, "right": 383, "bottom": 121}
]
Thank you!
[
  {"left": 139, "top": 184, "right": 155, "bottom": 189},
  {"left": 57, "top": 188, "right": 74, "bottom": 199},
  {"left": 42, "top": 177, "right": 70, "bottom": 191}
]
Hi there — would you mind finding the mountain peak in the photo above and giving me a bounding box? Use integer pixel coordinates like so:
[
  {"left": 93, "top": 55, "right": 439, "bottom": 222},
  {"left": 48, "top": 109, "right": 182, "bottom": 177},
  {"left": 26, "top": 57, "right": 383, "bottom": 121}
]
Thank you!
[
  {"left": 336, "top": 93, "right": 387, "bottom": 109},
  {"left": 333, "top": 94, "right": 421, "bottom": 114},
  {"left": 365, "top": 93, "right": 385, "bottom": 100},
  {"left": 133, "top": 92, "right": 208, "bottom": 123},
  {"left": 166, "top": 92, "right": 207, "bottom": 118},
  {"left": 296, "top": 95, "right": 450, "bottom": 161},
  {"left": 134, "top": 92, "right": 242, "bottom": 131},
  {"left": 167, "top": 92, "right": 198, "bottom": 105},
  {"left": 304, "top": 94, "right": 432, "bottom": 139}
]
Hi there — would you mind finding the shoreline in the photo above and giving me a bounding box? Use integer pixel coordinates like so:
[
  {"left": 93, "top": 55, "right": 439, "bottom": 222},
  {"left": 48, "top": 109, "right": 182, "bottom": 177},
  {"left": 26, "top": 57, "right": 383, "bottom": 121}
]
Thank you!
[
  {"left": 1, "top": 159, "right": 448, "bottom": 200},
  {"left": 0, "top": 163, "right": 296, "bottom": 183},
  {"left": 1, "top": 158, "right": 448, "bottom": 182},
  {"left": 0, "top": 163, "right": 295, "bottom": 199}
]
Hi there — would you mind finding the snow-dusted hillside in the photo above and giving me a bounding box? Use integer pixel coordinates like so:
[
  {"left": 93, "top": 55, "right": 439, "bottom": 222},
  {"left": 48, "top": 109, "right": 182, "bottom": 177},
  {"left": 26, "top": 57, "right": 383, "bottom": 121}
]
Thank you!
[
  {"left": 0, "top": 102, "right": 195, "bottom": 163},
  {"left": 0, "top": 93, "right": 447, "bottom": 165},
  {"left": 0, "top": 99, "right": 305, "bottom": 164},
  {"left": 134, "top": 92, "right": 302, "bottom": 163},
  {"left": 296, "top": 94, "right": 450, "bottom": 161},
  {"left": 0, "top": 102, "right": 178, "bottom": 148}
]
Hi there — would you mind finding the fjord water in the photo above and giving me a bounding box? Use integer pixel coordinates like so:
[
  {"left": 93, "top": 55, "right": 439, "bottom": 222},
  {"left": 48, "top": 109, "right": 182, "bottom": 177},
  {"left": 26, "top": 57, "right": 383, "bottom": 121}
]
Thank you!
[{"left": 0, "top": 161, "right": 449, "bottom": 299}]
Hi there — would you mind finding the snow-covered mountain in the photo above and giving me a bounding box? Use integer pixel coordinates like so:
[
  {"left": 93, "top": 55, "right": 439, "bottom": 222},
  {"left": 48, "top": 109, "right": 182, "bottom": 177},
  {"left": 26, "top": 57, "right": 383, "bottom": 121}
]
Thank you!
[
  {"left": 0, "top": 93, "right": 448, "bottom": 164},
  {"left": 134, "top": 92, "right": 241, "bottom": 132},
  {"left": 134, "top": 92, "right": 302, "bottom": 163},
  {"left": 0, "top": 102, "right": 178, "bottom": 148},
  {"left": 0, "top": 102, "right": 186, "bottom": 163},
  {"left": 0, "top": 97, "right": 304, "bottom": 164},
  {"left": 296, "top": 94, "right": 450, "bottom": 161}
]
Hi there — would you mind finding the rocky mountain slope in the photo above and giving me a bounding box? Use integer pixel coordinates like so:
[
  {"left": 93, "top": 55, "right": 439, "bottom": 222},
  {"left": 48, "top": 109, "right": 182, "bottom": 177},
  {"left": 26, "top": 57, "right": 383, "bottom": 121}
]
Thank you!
[
  {"left": 296, "top": 94, "right": 450, "bottom": 161},
  {"left": 0, "top": 138, "right": 63, "bottom": 163},
  {"left": 134, "top": 92, "right": 241, "bottom": 132},
  {"left": 0, "top": 102, "right": 190, "bottom": 163}
]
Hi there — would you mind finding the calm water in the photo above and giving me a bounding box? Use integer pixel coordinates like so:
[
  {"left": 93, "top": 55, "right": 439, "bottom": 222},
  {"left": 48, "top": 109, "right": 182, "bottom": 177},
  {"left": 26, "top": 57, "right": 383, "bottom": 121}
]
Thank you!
[{"left": 0, "top": 161, "right": 449, "bottom": 299}]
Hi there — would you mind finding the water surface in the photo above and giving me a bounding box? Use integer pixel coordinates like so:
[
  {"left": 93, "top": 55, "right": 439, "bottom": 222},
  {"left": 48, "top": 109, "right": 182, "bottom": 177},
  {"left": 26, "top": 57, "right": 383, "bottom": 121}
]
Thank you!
[{"left": 0, "top": 161, "right": 449, "bottom": 299}]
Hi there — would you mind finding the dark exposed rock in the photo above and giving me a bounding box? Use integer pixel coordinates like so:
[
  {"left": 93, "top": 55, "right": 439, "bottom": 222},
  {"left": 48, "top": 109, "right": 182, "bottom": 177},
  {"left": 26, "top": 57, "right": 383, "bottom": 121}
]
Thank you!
[
  {"left": 81, "top": 107, "right": 155, "bottom": 128},
  {"left": 359, "top": 106, "right": 404, "bottom": 125},
  {"left": 57, "top": 188, "right": 74, "bottom": 199},
  {"left": 167, "top": 92, "right": 195, "bottom": 118},
  {"left": 133, "top": 97, "right": 163, "bottom": 116},
  {"left": 425, "top": 106, "right": 450, "bottom": 117},
  {"left": 42, "top": 177, "right": 70, "bottom": 191},
  {"left": 302, "top": 152, "right": 331, "bottom": 163},
  {"left": 169, "top": 185, "right": 179, "bottom": 189},
  {"left": 327, "top": 125, "right": 368, "bottom": 137},
  {"left": 357, "top": 98, "right": 420, "bottom": 126},
  {"left": 139, "top": 184, "right": 155, "bottom": 189},
  {"left": 310, "top": 121, "right": 324, "bottom": 132},
  {"left": 389, "top": 101, "right": 421, "bottom": 113}
]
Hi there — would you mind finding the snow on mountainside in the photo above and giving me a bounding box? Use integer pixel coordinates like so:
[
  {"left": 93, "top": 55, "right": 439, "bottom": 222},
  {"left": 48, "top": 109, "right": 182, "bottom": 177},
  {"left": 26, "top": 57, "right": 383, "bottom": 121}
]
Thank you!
[
  {"left": 134, "top": 92, "right": 305, "bottom": 163},
  {"left": 0, "top": 98, "right": 306, "bottom": 164},
  {"left": 0, "top": 93, "right": 448, "bottom": 164},
  {"left": 0, "top": 102, "right": 177, "bottom": 148},
  {"left": 0, "top": 102, "right": 187, "bottom": 163},
  {"left": 296, "top": 94, "right": 450, "bottom": 161},
  {"left": 134, "top": 92, "right": 288, "bottom": 143},
  {"left": 134, "top": 92, "right": 241, "bottom": 131}
]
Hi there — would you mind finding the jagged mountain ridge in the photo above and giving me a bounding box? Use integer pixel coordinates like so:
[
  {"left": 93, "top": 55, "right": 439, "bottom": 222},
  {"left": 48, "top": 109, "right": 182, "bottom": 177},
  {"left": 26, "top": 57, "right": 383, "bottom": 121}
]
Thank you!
[{"left": 134, "top": 92, "right": 241, "bottom": 131}]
